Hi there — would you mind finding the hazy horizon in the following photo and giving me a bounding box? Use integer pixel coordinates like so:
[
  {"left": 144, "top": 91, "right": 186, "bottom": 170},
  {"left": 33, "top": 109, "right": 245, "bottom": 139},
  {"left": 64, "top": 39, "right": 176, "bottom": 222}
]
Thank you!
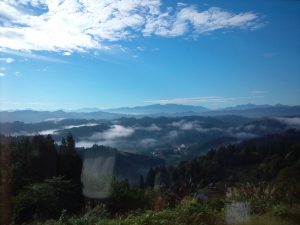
[{"left": 1, "top": 102, "right": 300, "bottom": 112}]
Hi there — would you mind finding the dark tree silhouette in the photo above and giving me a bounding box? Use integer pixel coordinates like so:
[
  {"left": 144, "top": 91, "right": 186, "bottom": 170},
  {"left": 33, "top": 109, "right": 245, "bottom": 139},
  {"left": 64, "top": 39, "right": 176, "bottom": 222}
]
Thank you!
[
  {"left": 0, "top": 137, "right": 12, "bottom": 225},
  {"left": 146, "top": 168, "right": 155, "bottom": 188}
]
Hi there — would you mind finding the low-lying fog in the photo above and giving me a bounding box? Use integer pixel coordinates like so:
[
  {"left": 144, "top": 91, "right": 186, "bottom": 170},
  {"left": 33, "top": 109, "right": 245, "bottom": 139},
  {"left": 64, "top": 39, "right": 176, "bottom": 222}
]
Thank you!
[{"left": 1, "top": 117, "right": 300, "bottom": 153}]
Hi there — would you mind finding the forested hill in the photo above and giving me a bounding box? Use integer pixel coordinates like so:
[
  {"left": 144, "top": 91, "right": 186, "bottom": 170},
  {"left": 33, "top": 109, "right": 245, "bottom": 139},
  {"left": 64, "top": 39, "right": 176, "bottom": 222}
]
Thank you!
[
  {"left": 1, "top": 129, "right": 300, "bottom": 224},
  {"left": 146, "top": 129, "right": 300, "bottom": 198}
]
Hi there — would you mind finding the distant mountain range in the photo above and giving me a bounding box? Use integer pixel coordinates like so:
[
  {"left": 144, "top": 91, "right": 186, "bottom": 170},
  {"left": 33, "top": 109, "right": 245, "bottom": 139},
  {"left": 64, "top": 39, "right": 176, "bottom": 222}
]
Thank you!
[
  {"left": 1, "top": 104, "right": 300, "bottom": 122},
  {"left": 67, "top": 107, "right": 102, "bottom": 113},
  {"left": 202, "top": 104, "right": 300, "bottom": 118},
  {"left": 222, "top": 104, "right": 272, "bottom": 111},
  {"left": 0, "top": 109, "right": 125, "bottom": 123},
  {"left": 104, "top": 104, "right": 208, "bottom": 115}
]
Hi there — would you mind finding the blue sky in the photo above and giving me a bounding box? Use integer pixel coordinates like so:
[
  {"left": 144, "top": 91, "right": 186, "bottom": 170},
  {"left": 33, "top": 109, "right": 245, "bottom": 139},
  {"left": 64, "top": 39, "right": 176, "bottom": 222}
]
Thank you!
[{"left": 0, "top": 0, "right": 300, "bottom": 110}]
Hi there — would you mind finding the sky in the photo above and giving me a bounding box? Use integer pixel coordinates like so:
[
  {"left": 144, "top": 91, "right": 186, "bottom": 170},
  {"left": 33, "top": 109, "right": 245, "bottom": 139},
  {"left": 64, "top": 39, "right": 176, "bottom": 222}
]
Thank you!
[{"left": 0, "top": 0, "right": 300, "bottom": 110}]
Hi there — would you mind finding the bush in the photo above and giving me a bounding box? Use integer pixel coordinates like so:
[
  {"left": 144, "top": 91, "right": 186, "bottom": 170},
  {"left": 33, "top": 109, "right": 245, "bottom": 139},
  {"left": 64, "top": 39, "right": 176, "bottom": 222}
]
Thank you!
[
  {"left": 38, "top": 199, "right": 226, "bottom": 225},
  {"left": 207, "top": 198, "right": 225, "bottom": 211},
  {"left": 243, "top": 214, "right": 294, "bottom": 225},
  {"left": 106, "top": 180, "right": 149, "bottom": 214},
  {"left": 276, "top": 160, "right": 300, "bottom": 204},
  {"left": 13, "top": 176, "right": 82, "bottom": 224},
  {"left": 272, "top": 204, "right": 300, "bottom": 223},
  {"left": 226, "top": 182, "right": 278, "bottom": 214}
]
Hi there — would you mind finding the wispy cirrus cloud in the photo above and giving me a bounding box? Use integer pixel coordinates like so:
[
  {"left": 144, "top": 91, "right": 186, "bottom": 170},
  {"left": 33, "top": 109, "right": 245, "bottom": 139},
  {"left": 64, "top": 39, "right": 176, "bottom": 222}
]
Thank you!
[
  {"left": 145, "top": 96, "right": 222, "bottom": 105},
  {"left": 145, "top": 96, "right": 257, "bottom": 105},
  {"left": 0, "top": 0, "right": 261, "bottom": 53},
  {"left": 144, "top": 94, "right": 268, "bottom": 108},
  {"left": 0, "top": 48, "right": 67, "bottom": 63}
]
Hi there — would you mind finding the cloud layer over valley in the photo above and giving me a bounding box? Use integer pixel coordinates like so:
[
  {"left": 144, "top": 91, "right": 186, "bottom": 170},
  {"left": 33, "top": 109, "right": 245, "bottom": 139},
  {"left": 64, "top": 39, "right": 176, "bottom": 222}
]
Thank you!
[{"left": 1, "top": 117, "right": 300, "bottom": 156}]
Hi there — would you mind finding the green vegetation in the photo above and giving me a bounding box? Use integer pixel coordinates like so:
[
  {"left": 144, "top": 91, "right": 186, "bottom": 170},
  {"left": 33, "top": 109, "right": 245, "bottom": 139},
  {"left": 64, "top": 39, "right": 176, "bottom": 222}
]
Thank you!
[
  {"left": 0, "top": 130, "right": 299, "bottom": 224},
  {"left": 13, "top": 176, "right": 82, "bottom": 224},
  {"left": 1, "top": 133, "right": 83, "bottom": 224},
  {"left": 146, "top": 129, "right": 300, "bottom": 201},
  {"left": 28, "top": 199, "right": 300, "bottom": 225}
]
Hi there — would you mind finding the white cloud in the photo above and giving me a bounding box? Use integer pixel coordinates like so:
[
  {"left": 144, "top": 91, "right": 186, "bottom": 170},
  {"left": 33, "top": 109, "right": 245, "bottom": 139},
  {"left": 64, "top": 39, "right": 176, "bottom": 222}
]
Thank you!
[
  {"left": 64, "top": 123, "right": 98, "bottom": 129},
  {"left": 8, "top": 129, "right": 58, "bottom": 136},
  {"left": 145, "top": 95, "right": 266, "bottom": 107},
  {"left": 143, "top": 6, "right": 258, "bottom": 37},
  {"left": 165, "top": 130, "right": 179, "bottom": 139},
  {"left": 276, "top": 117, "right": 300, "bottom": 128},
  {"left": 10, "top": 131, "right": 36, "bottom": 136},
  {"left": 0, "top": 0, "right": 260, "bottom": 53},
  {"left": 38, "top": 129, "right": 59, "bottom": 135},
  {"left": 145, "top": 96, "right": 224, "bottom": 105},
  {"left": 0, "top": 65, "right": 7, "bottom": 77},
  {"left": 0, "top": 57, "right": 15, "bottom": 63},
  {"left": 140, "top": 138, "right": 157, "bottom": 146},
  {"left": 171, "top": 120, "right": 222, "bottom": 132},
  {"left": 63, "top": 51, "right": 72, "bottom": 56},
  {"left": 0, "top": 48, "right": 67, "bottom": 63},
  {"left": 172, "top": 120, "right": 197, "bottom": 130},
  {"left": 145, "top": 96, "right": 248, "bottom": 105},
  {"left": 135, "top": 124, "right": 161, "bottom": 131},
  {"left": 90, "top": 124, "right": 134, "bottom": 141},
  {"left": 243, "top": 124, "right": 255, "bottom": 131},
  {"left": 77, "top": 124, "right": 161, "bottom": 149},
  {"left": 76, "top": 141, "right": 96, "bottom": 148}
]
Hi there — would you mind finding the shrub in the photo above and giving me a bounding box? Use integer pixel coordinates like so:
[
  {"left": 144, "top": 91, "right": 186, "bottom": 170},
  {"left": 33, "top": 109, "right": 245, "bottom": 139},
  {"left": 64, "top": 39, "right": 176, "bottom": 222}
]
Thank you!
[
  {"left": 106, "top": 180, "right": 149, "bottom": 214},
  {"left": 207, "top": 198, "right": 225, "bottom": 211},
  {"left": 272, "top": 204, "right": 300, "bottom": 223},
  {"left": 13, "top": 176, "right": 82, "bottom": 224},
  {"left": 38, "top": 199, "right": 226, "bottom": 225},
  {"left": 226, "top": 182, "right": 278, "bottom": 214}
]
